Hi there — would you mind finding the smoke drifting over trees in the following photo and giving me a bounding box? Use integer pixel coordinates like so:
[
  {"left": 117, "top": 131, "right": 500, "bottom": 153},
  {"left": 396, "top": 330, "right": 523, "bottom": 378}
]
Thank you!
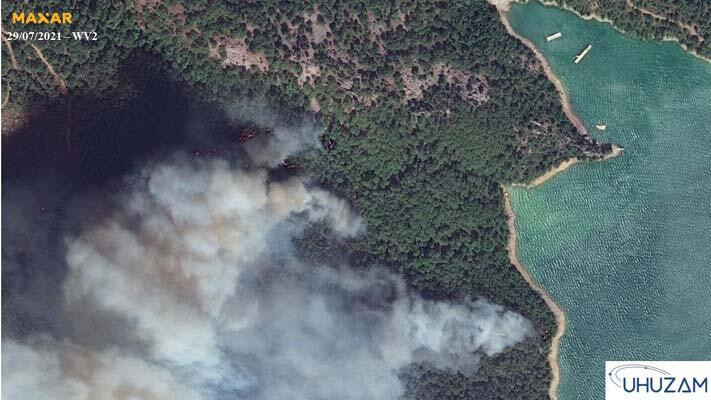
[{"left": 3, "top": 108, "right": 533, "bottom": 400}]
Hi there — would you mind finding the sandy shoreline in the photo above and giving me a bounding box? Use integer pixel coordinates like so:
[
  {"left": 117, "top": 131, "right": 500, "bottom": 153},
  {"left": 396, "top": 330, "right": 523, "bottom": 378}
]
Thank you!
[
  {"left": 495, "top": 5, "right": 626, "bottom": 400},
  {"left": 494, "top": 1, "right": 703, "bottom": 398},
  {"left": 501, "top": 146, "right": 622, "bottom": 400},
  {"left": 495, "top": 10, "right": 574, "bottom": 400},
  {"left": 496, "top": 8, "right": 591, "bottom": 138},
  {"left": 513, "top": 145, "right": 624, "bottom": 189},
  {"left": 502, "top": 192, "right": 566, "bottom": 400}
]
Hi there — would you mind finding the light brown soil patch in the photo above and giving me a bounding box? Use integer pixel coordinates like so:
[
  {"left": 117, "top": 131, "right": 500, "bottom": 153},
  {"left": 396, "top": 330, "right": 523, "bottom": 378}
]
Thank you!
[
  {"left": 1, "top": 30, "right": 19, "bottom": 70},
  {"left": 399, "top": 63, "right": 489, "bottom": 107},
  {"left": 1, "top": 105, "right": 28, "bottom": 136},
  {"left": 134, "top": 0, "right": 162, "bottom": 13},
  {"left": 309, "top": 97, "right": 321, "bottom": 113},
  {"left": 390, "top": 9, "right": 408, "bottom": 30},
  {"left": 29, "top": 44, "right": 68, "bottom": 95},
  {"left": 297, "top": 61, "right": 320, "bottom": 86},
  {"left": 367, "top": 11, "right": 388, "bottom": 54},
  {"left": 303, "top": 6, "right": 330, "bottom": 45},
  {"left": 167, "top": 4, "right": 187, "bottom": 25},
  {"left": 213, "top": 37, "right": 269, "bottom": 73}
]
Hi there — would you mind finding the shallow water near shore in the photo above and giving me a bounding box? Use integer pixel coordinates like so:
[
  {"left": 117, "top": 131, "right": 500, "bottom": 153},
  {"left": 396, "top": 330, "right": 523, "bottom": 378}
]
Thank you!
[{"left": 506, "top": 2, "right": 711, "bottom": 399}]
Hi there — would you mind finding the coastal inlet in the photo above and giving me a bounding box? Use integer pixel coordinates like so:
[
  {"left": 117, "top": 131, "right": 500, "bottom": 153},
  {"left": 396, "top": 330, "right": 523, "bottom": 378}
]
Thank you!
[{"left": 507, "top": 2, "right": 711, "bottom": 400}]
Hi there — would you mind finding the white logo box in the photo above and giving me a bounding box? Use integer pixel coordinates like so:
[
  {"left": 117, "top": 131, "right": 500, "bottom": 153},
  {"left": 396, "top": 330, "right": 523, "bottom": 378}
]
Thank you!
[{"left": 606, "top": 361, "right": 711, "bottom": 400}]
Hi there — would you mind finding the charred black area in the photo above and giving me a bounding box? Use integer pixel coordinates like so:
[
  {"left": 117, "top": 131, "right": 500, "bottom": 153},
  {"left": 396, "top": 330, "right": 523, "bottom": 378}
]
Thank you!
[
  {"left": 4, "top": 56, "right": 242, "bottom": 186},
  {"left": 1, "top": 52, "right": 297, "bottom": 340}
]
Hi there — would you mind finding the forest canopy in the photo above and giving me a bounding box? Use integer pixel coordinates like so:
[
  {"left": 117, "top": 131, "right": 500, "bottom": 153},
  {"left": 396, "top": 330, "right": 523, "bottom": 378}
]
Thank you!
[{"left": 0, "top": 1, "right": 632, "bottom": 399}]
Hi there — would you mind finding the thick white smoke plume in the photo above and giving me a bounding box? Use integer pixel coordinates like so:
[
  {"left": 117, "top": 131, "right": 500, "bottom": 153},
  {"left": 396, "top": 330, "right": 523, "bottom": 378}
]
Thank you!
[{"left": 4, "top": 124, "right": 533, "bottom": 400}]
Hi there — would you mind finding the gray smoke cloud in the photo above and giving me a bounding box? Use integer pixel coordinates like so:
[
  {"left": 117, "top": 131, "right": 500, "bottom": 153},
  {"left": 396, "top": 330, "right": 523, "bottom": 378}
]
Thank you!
[
  {"left": 3, "top": 120, "right": 533, "bottom": 400},
  {"left": 224, "top": 99, "right": 323, "bottom": 167},
  {"left": 3, "top": 338, "right": 201, "bottom": 400}
]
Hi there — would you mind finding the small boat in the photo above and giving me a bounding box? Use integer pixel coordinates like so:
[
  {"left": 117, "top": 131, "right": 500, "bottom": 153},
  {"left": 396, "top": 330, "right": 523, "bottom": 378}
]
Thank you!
[
  {"left": 546, "top": 32, "right": 562, "bottom": 42},
  {"left": 595, "top": 124, "right": 607, "bottom": 131}
]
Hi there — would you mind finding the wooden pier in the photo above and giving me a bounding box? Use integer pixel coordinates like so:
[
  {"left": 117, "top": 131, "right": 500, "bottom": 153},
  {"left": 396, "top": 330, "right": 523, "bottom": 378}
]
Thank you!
[
  {"left": 546, "top": 32, "right": 562, "bottom": 42},
  {"left": 574, "top": 44, "right": 592, "bottom": 63}
]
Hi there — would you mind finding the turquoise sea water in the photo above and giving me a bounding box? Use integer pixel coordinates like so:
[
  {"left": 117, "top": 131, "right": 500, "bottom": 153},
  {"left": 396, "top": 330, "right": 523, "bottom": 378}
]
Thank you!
[{"left": 507, "top": 2, "right": 711, "bottom": 399}]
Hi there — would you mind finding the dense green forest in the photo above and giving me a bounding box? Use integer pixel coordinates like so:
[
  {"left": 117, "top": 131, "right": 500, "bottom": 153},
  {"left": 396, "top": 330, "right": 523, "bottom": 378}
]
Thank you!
[
  {"left": 545, "top": 0, "right": 709, "bottom": 58},
  {"left": 2, "top": 1, "right": 617, "bottom": 399}
]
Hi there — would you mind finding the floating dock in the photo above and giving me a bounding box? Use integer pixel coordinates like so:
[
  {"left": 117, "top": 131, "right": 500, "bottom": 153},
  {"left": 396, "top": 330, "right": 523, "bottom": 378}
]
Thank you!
[
  {"left": 546, "top": 32, "right": 562, "bottom": 42},
  {"left": 574, "top": 44, "right": 592, "bottom": 63},
  {"left": 595, "top": 124, "right": 607, "bottom": 131}
]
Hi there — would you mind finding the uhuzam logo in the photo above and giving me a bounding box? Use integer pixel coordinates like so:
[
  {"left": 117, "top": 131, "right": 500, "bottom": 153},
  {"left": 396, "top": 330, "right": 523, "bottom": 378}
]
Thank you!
[{"left": 606, "top": 361, "right": 711, "bottom": 400}]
